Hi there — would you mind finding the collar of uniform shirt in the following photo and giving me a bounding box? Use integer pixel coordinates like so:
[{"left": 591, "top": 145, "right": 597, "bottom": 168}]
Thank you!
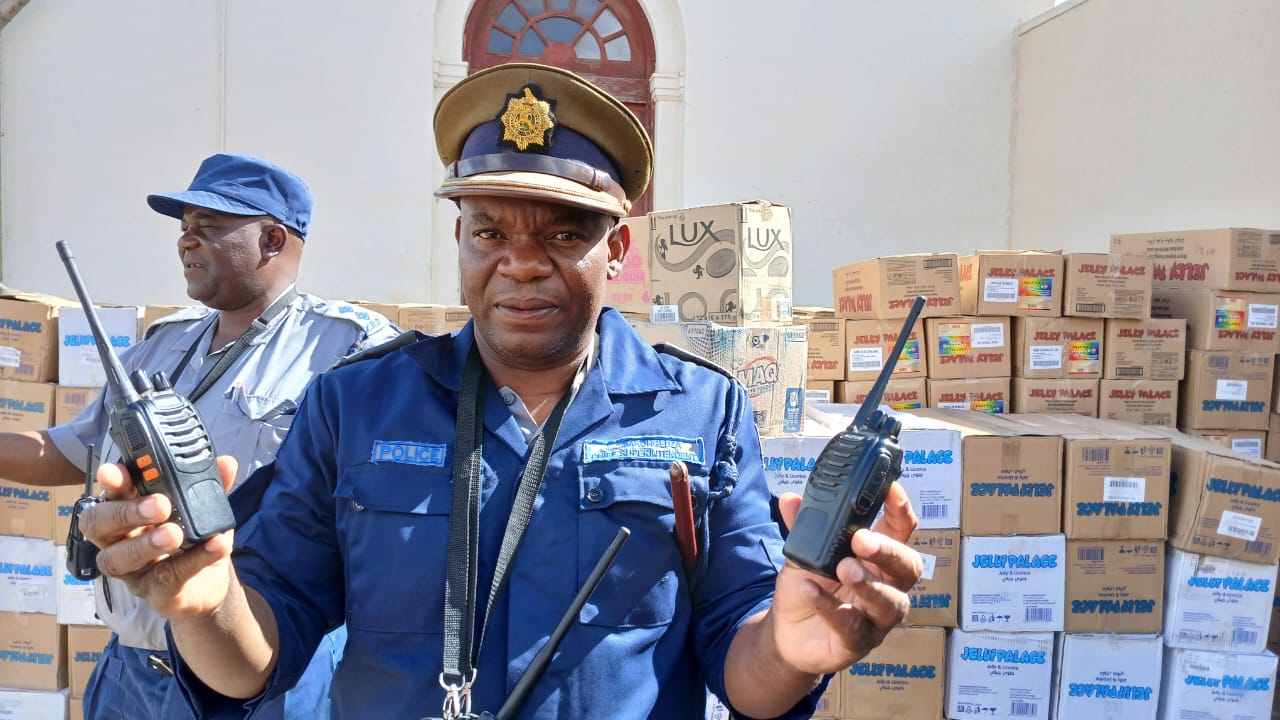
[{"left": 498, "top": 332, "right": 599, "bottom": 444}]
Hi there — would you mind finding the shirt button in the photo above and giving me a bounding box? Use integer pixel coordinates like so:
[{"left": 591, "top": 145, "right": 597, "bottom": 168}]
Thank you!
[
  {"left": 585, "top": 488, "right": 603, "bottom": 503},
  {"left": 501, "top": 390, "right": 517, "bottom": 406},
  {"left": 352, "top": 501, "right": 365, "bottom": 511}
]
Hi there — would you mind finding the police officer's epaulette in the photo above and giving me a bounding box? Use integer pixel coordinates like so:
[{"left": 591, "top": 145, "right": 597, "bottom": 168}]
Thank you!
[
  {"left": 653, "top": 342, "right": 736, "bottom": 381},
  {"left": 143, "top": 305, "right": 211, "bottom": 339},
  {"left": 329, "top": 330, "right": 426, "bottom": 370},
  {"left": 313, "top": 301, "right": 393, "bottom": 335}
]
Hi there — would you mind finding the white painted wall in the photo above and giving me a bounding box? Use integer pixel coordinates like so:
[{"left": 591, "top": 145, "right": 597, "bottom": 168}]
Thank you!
[
  {"left": 2, "top": 0, "right": 1047, "bottom": 309},
  {"left": 1011, "top": 0, "right": 1280, "bottom": 253}
]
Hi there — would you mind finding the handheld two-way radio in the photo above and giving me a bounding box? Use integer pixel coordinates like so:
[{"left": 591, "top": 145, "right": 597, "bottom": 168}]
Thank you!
[
  {"left": 56, "top": 241, "right": 234, "bottom": 550},
  {"left": 65, "top": 445, "right": 102, "bottom": 580},
  {"left": 782, "top": 295, "right": 926, "bottom": 579}
]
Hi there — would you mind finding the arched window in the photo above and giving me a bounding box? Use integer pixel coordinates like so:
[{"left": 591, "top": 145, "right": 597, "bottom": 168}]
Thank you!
[{"left": 465, "top": 0, "right": 656, "bottom": 215}]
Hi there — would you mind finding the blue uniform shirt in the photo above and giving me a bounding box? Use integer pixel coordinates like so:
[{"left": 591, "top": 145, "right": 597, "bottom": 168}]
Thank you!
[{"left": 173, "top": 308, "right": 823, "bottom": 719}]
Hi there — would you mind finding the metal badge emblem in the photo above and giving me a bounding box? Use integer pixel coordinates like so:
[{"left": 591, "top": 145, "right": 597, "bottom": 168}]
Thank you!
[{"left": 498, "top": 84, "right": 555, "bottom": 152}]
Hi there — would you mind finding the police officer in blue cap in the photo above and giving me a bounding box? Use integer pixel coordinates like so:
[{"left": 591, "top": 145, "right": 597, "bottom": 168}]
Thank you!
[
  {"left": 0, "top": 152, "right": 400, "bottom": 719},
  {"left": 81, "top": 65, "right": 921, "bottom": 719}
]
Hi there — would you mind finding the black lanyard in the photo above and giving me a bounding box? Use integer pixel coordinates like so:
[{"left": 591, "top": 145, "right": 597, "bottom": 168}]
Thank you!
[
  {"left": 169, "top": 288, "right": 298, "bottom": 404},
  {"left": 440, "top": 344, "right": 573, "bottom": 720}
]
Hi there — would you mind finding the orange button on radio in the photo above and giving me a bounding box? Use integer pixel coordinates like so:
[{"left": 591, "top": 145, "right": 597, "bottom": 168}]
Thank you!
[
  {"left": 137, "top": 455, "right": 154, "bottom": 469},
  {"left": 142, "top": 468, "right": 161, "bottom": 483}
]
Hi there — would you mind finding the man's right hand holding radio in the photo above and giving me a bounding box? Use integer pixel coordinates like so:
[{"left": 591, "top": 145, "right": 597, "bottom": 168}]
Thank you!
[{"left": 78, "top": 455, "right": 281, "bottom": 700}]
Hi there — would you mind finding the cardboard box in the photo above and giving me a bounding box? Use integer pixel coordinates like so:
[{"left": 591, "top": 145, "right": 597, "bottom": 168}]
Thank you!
[
  {"left": 53, "top": 386, "right": 99, "bottom": 425},
  {"left": 1064, "top": 540, "right": 1164, "bottom": 633},
  {"left": 1162, "top": 428, "right": 1280, "bottom": 564},
  {"left": 0, "top": 611, "right": 65, "bottom": 691},
  {"left": 140, "top": 304, "right": 193, "bottom": 335},
  {"left": 0, "top": 688, "right": 68, "bottom": 719},
  {"left": 0, "top": 479, "right": 56, "bottom": 539},
  {"left": 926, "top": 377, "right": 1010, "bottom": 414},
  {"left": 0, "top": 294, "right": 74, "bottom": 383},
  {"left": 0, "top": 536, "right": 56, "bottom": 614},
  {"left": 603, "top": 216, "right": 651, "bottom": 315},
  {"left": 842, "top": 626, "right": 945, "bottom": 720},
  {"left": 1180, "top": 350, "right": 1273, "bottom": 430},
  {"left": 51, "top": 484, "right": 81, "bottom": 545},
  {"left": 907, "top": 528, "right": 959, "bottom": 626},
  {"left": 908, "top": 408, "right": 1060, "bottom": 534},
  {"left": 1164, "top": 547, "right": 1277, "bottom": 653},
  {"left": 832, "top": 253, "right": 960, "bottom": 320},
  {"left": 1013, "top": 316, "right": 1104, "bottom": 379},
  {"left": 629, "top": 319, "right": 806, "bottom": 436},
  {"left": 1271, "top": 590, "right": 1280, "bottom": 645},
  {"left": 961, "top": 534, "right": 1066, "bottom": 632},
  {"left": 1271, "top": 413, "right": 1280, "bottom": 462},
  {"left": 804, "top": 406, "right": 964, "bottom": 529},
  {"left": 835, "top": 377, "right": 926, "bottom": 410},
  {"left": 0, "top": 379, "right": 55, "bottom": 432},
  {"left": 1036, "top": 416, "right": 1172, "bottom": 540},
  {"left": 1012, "top": 377, "right": 1099, "bottom": 416},
  {"left": 924, "top": 316, "right": 1010, "bottom": 379},
  {"left": 1103, "top": 318, "right": 1186, "bottom": 380},
  {"left": 1187, "top": 429, "right": 1268, "bottom": 460},
  {"left": 1153, "top": 288, "right": 1280, "bottom": 353},
  {"left": 959, "top": 251, "right": 1063, "bottom": 316},
  {"left": 649, "top": 201, "right": 793, "bottom": 325},
  {"left": 1112, "top": 227, "right": 1280, "bottom": 291},
  {"left": 843, "top": 317, "right": 925, "bottom": 381},
  {"left": 66, "top": 625, "right": 110, "bottom": 699},
  {"left": 56, "top": 306, "right": 140, "bottom": 388},
  {"left": 1099, "top": 380, "right": 1179, "bottom": 427},
  {"left": 946, "top": 629, "right": 1054, "bottom": 720},
  {"left": 1159, "top": 646, "right": 1277, "bottom": 720},
  {"left": 1052, "top": 634, "right": 1162, "bottom": 720},
  {"left": 55, "top": 547, "right": 101, "bottom": 627},
  {"left": 797, "top": 314, "right": 844, "bottom": 382},
  {"left": 397, "top": 304, "right": 471, "bottom": 336},
  {"left": 1062, "top": 253, "right": 1153, "bottom": 319}
]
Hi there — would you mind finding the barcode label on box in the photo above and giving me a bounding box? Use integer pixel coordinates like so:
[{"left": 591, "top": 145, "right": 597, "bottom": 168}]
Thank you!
[
  {"left": 1116, "top": 366, "right": 1145, "bottom": 378},
  {"left": 1077, "top": 546, "right": 1104, "bottom": 562},
  {"left": 919, "top": 552, "right": 936, "bottom": 580},
  {"left": 923, "top": 258, "right": 953, "bottom": 268},
  {"left": 983, "top": 278, "right": 1018, "bottom": 303},
  {"left": 1218, "top": 510, "right": 1262, "bottom": 541},
  {"left": 1010, "top": 701, "right": 1038, "bottom": 717},
  {"left": 1104, "top": 476, "right": 1146, "bottom": 503},
  {"left": 1082, "top": 447, "right": 1110, "bottom": 462},
  {"left": 1075, "top": 303, "right": 1105, "bottom": 314},
  {"left": 1024, "top": 606, "right": 1052, "bottom": 623},
  {"left": 1232, "top": 628, "right": 1259, "bottom": 646},
  {"left": 1216, "top": 379, "right": 1248, "bottom": 401},
  {"left": 1209, "top": 355, "right": 1230, "bottom": 370},
  {"left": 970, "top": 323, "right": 1004, "bottom": 348},
  {"left": 805, "top": 389, "right": 831, "bottom": 405},
  {"left": 1245, "top": 540, "right": 1273, "bottom": 556},
  {"left": 0, "top": 346, "right": 19, "bottom": 368},
  {"left": 919, "top": 503, "right": 947, "bottom": 520},
  {"left": 809, "top": 321, "right": 839, "bottom": 333},
  {"left": 849, "top": 347, "right": 884, "bottom": 372},
  {"left": 1029, "top": 345, "right": 1062, "bottom": 370},
  {"left": 650, "top": 305, "right": 679, "bottom": 324},
  {"left": 1248, "top": 304, "right": 1278, "bottom": 329},
  {"left": 939, "top": 402, "right": 969, "bottom": 410},
  {"left": 1232, "top": 438, "right": 1263, "bottom": 458},
  {"left": 774, "top": 296, "right": 793, "bottom": 321}
]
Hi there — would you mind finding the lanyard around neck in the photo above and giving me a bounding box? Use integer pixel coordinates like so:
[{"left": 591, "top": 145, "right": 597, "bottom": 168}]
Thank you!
[
  {"left": 169, "top": 288, "right": 298, "bottom": 404},
  {"left": 440, "top": 344, "right": 574, "bottom": 719}
]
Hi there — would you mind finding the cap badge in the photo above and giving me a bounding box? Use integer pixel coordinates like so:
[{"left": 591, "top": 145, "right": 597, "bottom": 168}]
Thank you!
[{"left": 498, "top": 84, "right": 556, "bottom": 152}]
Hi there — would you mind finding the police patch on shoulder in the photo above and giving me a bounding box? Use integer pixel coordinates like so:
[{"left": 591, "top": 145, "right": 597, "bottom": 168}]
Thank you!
[
  {"left": 371, "top": 440, "right": 448, "bottom": 467},
  {"left": 582, "top": 436, "right": 705, "bottom": 465}
]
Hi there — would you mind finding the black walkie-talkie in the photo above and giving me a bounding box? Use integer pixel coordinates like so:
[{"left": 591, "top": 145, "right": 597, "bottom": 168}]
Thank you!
[
  {"left": 66, "top": 444, "right": 102, "bottom": 580},
  {"left": 56, "top": 241, "right": 235, "bottom": 549},
  {"left": 783, "top": 295, "right": 926, "bottom": 579}
]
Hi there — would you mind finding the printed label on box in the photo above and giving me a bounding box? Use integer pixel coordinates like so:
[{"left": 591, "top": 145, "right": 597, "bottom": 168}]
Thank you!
[
  {"left": 984, "top": 278, "right": 1017, "bottom": 303},
  {"left": 849, "top": 347, "right": 884, "bottom": 373},
  {"left": 920, "top": 552, "right": 937, "bottom": 580},
  {"left": 1249, "top": 304, "right": 1278, "bottom": 329},
  {"left": 1030, "top": 346, "right": 1061, "bottom": 370},
  {"left": 971, "top": 323, "right": 1004, "bottom": 348},
  {"left": 0, "top": 347, "right": 17, "bottom": 368},
  {"left": 1216, "top": 379, "right": 1248, "bottom": 400},
  {"left": 1232, "top": 438, "right": 1263, "bottom": 458},
  {"left": 1217, "top": 510, "right": 1262, "bottom": 541},
  {"left": 1103, "top": 476, "right": 1146, "bottom": 503}
]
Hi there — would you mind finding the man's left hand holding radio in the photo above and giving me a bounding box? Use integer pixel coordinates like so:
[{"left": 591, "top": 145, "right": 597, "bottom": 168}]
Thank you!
[{"left": 79, "top": 455, "right": 280, "bottom": 700}]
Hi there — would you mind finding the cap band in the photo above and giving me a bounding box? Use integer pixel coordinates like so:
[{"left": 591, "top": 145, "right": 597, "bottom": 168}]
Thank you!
[{"left": 446, "top": 153, "right": 627, "bottom": 207}]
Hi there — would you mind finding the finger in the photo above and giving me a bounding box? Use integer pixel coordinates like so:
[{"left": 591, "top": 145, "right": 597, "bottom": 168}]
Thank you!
[
  {"left": 777, "top": 492, "right": 802, "bottom": 530},
  {"left": 79, "top": 493, "right": 173, "bottom": 548},
  {"left": 797, "top": 572, "right": 882, "bottom": 650},
  {"left": 138, "top": 530, "right": 234, "bottom": 603},
  {"left": 852, "top": 528, "right": 922, "bottom": 592},
  {"left": 870, "top": 482, "right": 917, "bottom": 543},
  {"left": 94, "top": 522, "right": 185, "bottom": 578},
  {"left": 216, "top": 455, "right": 238, "bottom": 493},
  {"left": 835, "top": 556, "right": 911, "bottom": 629},
  {"left": 97, "top": 462, "right": 138, "bottom": 500}
]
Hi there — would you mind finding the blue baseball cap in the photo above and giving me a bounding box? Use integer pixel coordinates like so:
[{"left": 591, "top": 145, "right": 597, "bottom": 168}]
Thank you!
[{"left": 147, "top": 153, "right": 312, "bottom": 237}]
